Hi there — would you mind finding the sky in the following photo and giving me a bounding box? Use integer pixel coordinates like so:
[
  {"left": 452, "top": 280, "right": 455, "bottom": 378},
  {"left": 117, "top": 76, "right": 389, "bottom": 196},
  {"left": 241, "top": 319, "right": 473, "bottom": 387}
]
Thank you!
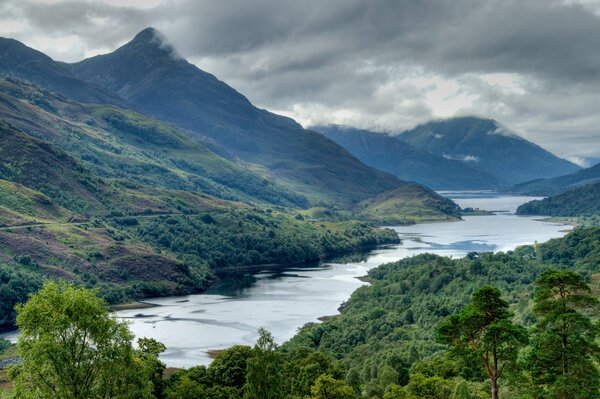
[{"left": 1, "top": 0, "right": 600, "bottom": 164}]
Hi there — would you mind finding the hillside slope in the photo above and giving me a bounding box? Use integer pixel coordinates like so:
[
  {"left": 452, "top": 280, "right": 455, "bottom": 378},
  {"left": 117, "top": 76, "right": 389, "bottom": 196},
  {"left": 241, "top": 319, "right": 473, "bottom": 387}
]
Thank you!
[
  {"left": 315, "top": 124, "right": 506, "bottom": 190},
  {"left": 516, "top": 182, "right": 600, "bottom": 216},
  {"left": 0, "top": 37, "right": 126, "bottom": 106},
  {"left": 512, "top": 162, "right": 600, "bottom": 196},
  {"left": 399, "top": 117, "right": 580, "bottom": 184},
  {"left": 64, "top": 28, "right": 405, "bottom": 204},
  {"left": 0, "top": 78, "right": 307, "bottom": 208}
]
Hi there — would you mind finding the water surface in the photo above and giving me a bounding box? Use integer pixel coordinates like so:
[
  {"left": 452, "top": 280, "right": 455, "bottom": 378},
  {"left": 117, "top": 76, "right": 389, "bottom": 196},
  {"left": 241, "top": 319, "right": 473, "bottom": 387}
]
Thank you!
[{"left": 114, "top": 192, "right": 571, "bottom": 367}]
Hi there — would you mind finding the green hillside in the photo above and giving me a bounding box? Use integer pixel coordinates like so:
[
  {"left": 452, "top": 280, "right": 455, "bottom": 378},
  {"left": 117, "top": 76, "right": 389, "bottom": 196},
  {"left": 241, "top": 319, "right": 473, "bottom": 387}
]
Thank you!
[
  {"left": 355, "top": 185, "right": 462, "bottom": 225},
  {"left": 0, "top": 79, "right": 407, "bottom": 329},
  {"left": 0, "top": 79, "right": 307, "bottom": 209},
  {"left": 517, "top": 182, "right": 600, "bottom": 216}
]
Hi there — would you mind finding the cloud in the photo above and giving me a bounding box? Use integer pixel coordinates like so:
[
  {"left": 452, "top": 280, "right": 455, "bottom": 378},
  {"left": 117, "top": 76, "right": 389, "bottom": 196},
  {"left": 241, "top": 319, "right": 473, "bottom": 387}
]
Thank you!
[{"left": 2, "top": 0, "right": 600, "bottom": 159}]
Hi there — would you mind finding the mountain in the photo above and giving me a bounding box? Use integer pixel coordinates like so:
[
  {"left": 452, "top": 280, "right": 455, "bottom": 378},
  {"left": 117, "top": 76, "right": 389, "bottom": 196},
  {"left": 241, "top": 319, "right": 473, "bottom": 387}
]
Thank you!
[
  {"left": 398, "top": 117, "right": 580, "bottom": 184},
  {"left": 0, "top": 37, "right": 126, "bottom": 106},
  {"left": 512, "top": 162, "right": 600, "bottom": 196},
  {"left": 315, "top": 124, "right": 506, "bottom": 190},
  {"left": 0, "top": 78, "right": 307, "bottom": 209},
  {"left": 516, "top": 181, "right": 600, "bottom": 216},
  {"left": 64, "top": 28, "right": 403, "bottom": 204},
  {"left": 0, "top": 79, "right": 403, "bottom": 319}
]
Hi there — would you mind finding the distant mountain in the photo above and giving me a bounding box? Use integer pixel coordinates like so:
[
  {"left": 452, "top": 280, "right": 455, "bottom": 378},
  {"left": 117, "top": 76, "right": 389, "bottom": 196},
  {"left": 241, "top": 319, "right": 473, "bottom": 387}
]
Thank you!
[
  {"left": 315, "top": 125, "right": 505, "bottom": 190},
  {"left": 63, "top": 28, "right": 403, "bottom": 205},
  {"left": 516, "top": 181, "right": 600, "bottom": 216},
  {"left": 512, "top": 162, "right": 600, "bottom": 196},
  {"left": 0, "top": 37, "right": 126, "bottom": 106},
  {"left": 398, "top": 117, "right": 580, "bottom": 184}
]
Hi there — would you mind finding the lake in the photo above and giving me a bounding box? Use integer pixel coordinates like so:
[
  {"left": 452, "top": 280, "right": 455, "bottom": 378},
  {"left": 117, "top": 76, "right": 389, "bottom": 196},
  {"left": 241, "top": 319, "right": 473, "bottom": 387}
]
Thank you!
[{"left": 112, "top": 191, "right": 572, "bottom": 367}]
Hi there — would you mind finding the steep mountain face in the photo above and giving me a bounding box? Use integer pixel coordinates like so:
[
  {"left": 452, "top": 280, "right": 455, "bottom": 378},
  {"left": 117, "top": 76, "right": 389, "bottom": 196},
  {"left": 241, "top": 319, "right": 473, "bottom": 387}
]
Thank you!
[
  {"left": 512, "top": 162, "right": 600, "bottom": 196},
  {"left": 0, "top": 78, "right": 307, "bottom": 208},
  {"left": 398, "top": 117, "right": 580, "bottom": 184},
  {"left": 65, "top": 28, "right": 403, "bottom": 204},
  {"left": 315, "top": 125, "right": 505, "bottom": 190},
  {"left": 0, "top": 37, "right": 126, "bottom": 106},
  {"left": 516, "top": 181, "right": 600, "bottom": 216}
]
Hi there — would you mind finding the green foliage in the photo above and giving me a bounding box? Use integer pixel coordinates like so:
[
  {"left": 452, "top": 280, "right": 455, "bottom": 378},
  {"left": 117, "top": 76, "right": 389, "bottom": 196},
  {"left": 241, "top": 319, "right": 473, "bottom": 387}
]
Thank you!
[
  {"left": 244, "top": 328, "right": 283, "bottom": 399},
  {"left": 10, "top": 282, "right": 156, "bottom": 399},
  {"left": 310, "top": 374, "right": 356, "bottom": 399},
  {"left": 0, "top": 264, "right": 42, "bottom": 327},
  {"left": 436, "top": 287, "right": 528, "bottom": 399},
  {"left": 125, "top": 210, "right": 399, "bottom": 270},
  {"left": 284, "top": 228, "right": 600, "bottom": 397},
  {"left": 517, "top": 182, "right": 600, "bottom": 217},
  {"left": 209, "top": 345, "right": 253, "bottom": 388},
  {"left": 525, "top": 270, "right": 600, "bottom": 398},
  {"left": 0, "top": 338, "right": 10, "bottom": 354}
]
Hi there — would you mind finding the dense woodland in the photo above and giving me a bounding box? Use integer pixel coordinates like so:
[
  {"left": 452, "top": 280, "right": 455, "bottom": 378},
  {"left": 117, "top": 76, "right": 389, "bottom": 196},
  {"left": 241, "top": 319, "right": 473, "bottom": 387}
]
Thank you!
[
  {"left": 1, "top": 227, "right": 599, "bottom": 398},
  {"left": 0, "top": 208, "right": 398, "bottom": 329}
]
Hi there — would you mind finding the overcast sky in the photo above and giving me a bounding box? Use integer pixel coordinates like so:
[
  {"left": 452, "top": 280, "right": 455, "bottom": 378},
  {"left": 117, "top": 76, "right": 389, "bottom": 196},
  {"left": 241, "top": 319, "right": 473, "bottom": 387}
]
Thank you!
[{"left": 1, "top": 0, "right": 600, "bottom": 164}]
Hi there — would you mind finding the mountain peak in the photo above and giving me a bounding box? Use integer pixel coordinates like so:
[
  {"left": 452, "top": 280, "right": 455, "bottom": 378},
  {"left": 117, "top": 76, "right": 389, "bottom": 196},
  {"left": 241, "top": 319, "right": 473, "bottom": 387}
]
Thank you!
[{"left": 123, "top": 27, "right": 180, "bottom": 59}]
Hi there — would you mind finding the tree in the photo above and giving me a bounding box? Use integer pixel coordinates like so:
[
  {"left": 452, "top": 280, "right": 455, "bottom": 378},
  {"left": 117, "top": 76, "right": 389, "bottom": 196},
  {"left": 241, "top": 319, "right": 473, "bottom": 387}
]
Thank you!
[
  {"left": 526, "top": 270, "right": 600, "bottom": 398},
  {"left": 310, "top": 374, "right": 356, "bottom": 399},
  {"left": 10, "top": 282, "right": 155, "bottom": 399},
  {"left": 244, "top": 328, "right": 283, "bottom": 399},
  {"left": 209, "top": 345, "right": 253, "bottom": 388},
  {"left": 138, "top": 337, "right": 167, "bottom": 398},
  {"left": 436, "top": 286, "right": 528, "bottom": 399}
]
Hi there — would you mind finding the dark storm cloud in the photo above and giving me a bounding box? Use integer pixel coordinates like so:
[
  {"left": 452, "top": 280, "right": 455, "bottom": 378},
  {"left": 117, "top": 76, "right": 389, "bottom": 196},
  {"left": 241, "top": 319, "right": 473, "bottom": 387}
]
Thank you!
[{"left": 3, "top": 0, "right": 600, "bottom": 159}]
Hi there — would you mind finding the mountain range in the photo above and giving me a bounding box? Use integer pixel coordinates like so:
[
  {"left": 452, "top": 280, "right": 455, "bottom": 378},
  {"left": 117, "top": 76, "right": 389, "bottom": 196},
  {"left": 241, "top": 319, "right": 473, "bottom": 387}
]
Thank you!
[
  {"left": 512, "top": 162, "right": 600, "bottom": 196},
  {"left": 317, "top": 118, "right": 580, "bottom": 190},
  {"left": 1, "top": 28, "right": 417, "bottom": 207},
  {"left": 315, "top": 124, "right": 505, "bottom": 190}
]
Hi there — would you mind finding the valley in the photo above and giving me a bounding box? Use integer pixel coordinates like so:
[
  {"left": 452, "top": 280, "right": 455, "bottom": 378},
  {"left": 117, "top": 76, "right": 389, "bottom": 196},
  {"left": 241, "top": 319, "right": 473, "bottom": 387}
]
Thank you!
[{"left": 0, "top": 14, "right": 598, "bottom": 399}]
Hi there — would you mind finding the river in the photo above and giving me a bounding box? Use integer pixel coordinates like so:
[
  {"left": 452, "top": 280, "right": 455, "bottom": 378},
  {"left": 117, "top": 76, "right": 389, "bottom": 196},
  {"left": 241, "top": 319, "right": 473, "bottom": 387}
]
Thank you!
[
  {"left": 0, "top": 192, "right": 572, "bottom": 367},
  {"left": 116, "top": 191, "right": 572, "bottom": 367}
]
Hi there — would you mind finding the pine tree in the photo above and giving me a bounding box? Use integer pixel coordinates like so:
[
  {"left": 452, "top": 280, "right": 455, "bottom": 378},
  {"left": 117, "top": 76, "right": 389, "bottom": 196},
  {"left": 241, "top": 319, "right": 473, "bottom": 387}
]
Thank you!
[
  {"left": 526, "top": 270, "right": 600, "bottom": 399},
  {"left": 436, "top": 286, "right": 528, "bottom": 399}
]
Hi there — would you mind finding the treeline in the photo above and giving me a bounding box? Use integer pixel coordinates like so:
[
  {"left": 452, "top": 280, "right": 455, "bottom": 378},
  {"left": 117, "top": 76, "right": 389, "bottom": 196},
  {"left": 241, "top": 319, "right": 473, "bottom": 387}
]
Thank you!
[
  {"left": 3, "top": 228, "right": 599, "bottom": 398},
  {"left": 123, "top": 209, "right": 399, "bottom": 269},
  {"left": 516, "top": 181, "right": 600, "bottom": 217},
  {"left": 0, "top": 208, "right": 398, "bottom": 330}
]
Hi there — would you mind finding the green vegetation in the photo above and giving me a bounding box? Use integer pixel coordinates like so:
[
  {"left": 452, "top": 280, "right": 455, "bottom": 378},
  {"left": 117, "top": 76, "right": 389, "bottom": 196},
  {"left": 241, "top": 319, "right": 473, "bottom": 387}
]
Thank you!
[
  {"left": 436, "top": 287, "right": 528, "bottom": 399},
  {"left": 2, "top": 229, "right": 599, "bottom": 398},
  {"left": 354, "top": 185, "right": 461, "bottom": 225},
  {"left": 283, "top": 227, "right": 600, "bottom": 397},
  {"left": 9, "top": 282, "right": 161, "bottom": 399},
  {"left": 0, "top": 208, "right": 398, "bottom": 329},
  {"left": 526, "top": 270, "right": 600, "bottom": 398},
  {"left": 517, "top": 182, "right": 600, "bottom": 217}
]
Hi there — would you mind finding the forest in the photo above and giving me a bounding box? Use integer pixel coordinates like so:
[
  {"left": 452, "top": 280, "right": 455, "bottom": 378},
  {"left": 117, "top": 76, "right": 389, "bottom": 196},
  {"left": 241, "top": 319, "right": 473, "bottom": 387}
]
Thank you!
[{"left": 1, "top": 227, "right": 598, "bottom": 398}]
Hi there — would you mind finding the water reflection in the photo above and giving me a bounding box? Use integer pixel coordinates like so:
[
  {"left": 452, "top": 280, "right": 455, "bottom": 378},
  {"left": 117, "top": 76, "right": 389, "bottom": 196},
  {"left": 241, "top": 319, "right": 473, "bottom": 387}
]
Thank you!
[{"left": 113, "top": 193, "right": 572, "bottom": 367}]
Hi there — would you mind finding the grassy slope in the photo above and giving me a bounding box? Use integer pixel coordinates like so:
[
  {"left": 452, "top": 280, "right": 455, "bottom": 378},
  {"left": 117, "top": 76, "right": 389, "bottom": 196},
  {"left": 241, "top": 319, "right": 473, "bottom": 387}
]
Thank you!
[
  {"left": 516, "top": 181, "right": 600, "bottom": 216},
  {"left": 355, "top": 185, "right": 462, "bottom": 225},
  {"left": 0, "top": 79, "right": 307, "bottom": 209}
]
